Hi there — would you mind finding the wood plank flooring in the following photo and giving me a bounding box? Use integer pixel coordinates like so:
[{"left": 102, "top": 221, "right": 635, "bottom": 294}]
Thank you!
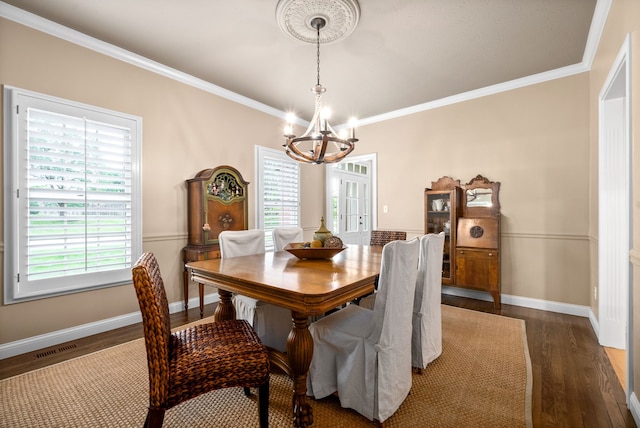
[
  {"left": 605, "top": 346, "right": 627, "bottom": 391},
  {"left": 1, "top": 295, "right": 636, "bottom": 427}
]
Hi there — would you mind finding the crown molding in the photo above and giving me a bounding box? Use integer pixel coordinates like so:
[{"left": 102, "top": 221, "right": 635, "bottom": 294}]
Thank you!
[
  {"left": 582, "top": 0, "right": 613, "bottom": 69},
  {"left": 1, "top": 0, "right": 611, "bottom": 128},
  {"left": 356, "top": 62, "right": 589, "bottom": 126},
  {"left": 0, "top": 2, "right": 287, "bottom": 121}
]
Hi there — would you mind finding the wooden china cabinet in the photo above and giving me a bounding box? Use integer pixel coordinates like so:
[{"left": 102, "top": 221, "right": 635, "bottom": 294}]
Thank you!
[
  {"left": 425, "top": 174, "right": 502, "bottom": 308},
  {"left": 424, "top": 176, "right": 461, "bottom": 285},
  {"left": 182, "top": 165, "right": 249, "bottom": 310}
]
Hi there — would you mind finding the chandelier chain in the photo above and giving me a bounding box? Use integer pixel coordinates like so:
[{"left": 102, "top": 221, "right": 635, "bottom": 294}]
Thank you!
[{"left": 316, "top": 23, "right": 321, "bottom": 86}]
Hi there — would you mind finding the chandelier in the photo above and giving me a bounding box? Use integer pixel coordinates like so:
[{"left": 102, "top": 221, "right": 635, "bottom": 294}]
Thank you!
[{"left": 277, "top": 0, "right": 360, "bottom": 164}]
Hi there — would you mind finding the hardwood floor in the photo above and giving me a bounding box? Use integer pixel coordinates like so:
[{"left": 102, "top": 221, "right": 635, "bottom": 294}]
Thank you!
[
  {"left": 1, "top": 295, "right": 636, "bottom": 427},
  {"left": 605, "top": 346, "right": 627, "bottom": 391}
]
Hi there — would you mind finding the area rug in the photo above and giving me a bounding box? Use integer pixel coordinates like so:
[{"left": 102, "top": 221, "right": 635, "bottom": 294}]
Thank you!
[{"left": 0, "top": 305, "right": 532, "bottom": 427}]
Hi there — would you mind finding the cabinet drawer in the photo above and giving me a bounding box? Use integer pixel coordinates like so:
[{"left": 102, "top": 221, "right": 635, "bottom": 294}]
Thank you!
[
  {"left": 455, "top": 248, "right": 499, "bottom": 291},
  {"left": 183, "top": 247, "right": 221, "bottom": 262}
]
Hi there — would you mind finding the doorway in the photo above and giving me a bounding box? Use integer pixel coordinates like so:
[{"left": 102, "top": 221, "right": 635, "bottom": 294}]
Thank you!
[
  {"left": 598, "top": 33, "right": 632, "bottom": 400},
  {"left": 325, "top": 154, "right": 377, "bottom": 245}
]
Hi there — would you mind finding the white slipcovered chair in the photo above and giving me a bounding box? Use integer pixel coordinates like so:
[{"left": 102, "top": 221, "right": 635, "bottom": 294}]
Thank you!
[
  {"left": 360, "top": 233, "right": 445, "bottom": 371},
  {"left": 272, "top": 226, "right": 304, "bottom": 251},
  {"left": 411, "top": 232, "right": 445, "bottom": 370},
  {"left": 306, "top": 238, "right": 420, "bottom": 425},
  {"left": 220, "top": 229, "right": 292, "bottom": 353}
]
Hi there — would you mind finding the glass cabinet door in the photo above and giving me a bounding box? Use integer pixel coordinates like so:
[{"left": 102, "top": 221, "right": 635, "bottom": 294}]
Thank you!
[{"left": 424, "top": 188, "right": 459, "bottom": 284}]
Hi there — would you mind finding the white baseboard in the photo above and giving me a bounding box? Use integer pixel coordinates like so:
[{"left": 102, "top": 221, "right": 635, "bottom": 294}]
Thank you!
[
  {"left": 441, "top": 286, "right": 592, "bottom": 317},
  {"left": 0, "top": 293, "right": 220, "bottom": 360},
  {"left": 630, "top": 392, "right": 640, "bottom": 426}
]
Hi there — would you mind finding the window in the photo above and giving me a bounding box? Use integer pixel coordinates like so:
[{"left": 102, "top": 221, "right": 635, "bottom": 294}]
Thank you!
[
  {"left": 3, "top": 86, "right": 142, "bottom": 303},
  {"left": 255, "top": 146, "right": 300, "bottom": 250}
]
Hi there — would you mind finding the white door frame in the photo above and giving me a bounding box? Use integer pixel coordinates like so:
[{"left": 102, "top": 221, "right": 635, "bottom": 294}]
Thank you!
[
  {"left": 597, "top": 33, "right": 632, "bottom": 401},
  {"left": 325, "top": 153, "right": 378, "bottom": 243}
]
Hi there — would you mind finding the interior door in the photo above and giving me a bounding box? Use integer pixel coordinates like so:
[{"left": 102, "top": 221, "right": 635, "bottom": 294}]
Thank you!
[
  {"left": 325, "top": 156, "right": 375, "bottom": 245},
  {"left": 340, "top": 175, "right": 369, "bottom": 244}
]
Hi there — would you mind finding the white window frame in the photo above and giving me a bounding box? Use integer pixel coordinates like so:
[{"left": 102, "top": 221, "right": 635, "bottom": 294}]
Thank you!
[
  {"left": 255, "top": 146, "right": 301, "bottom": 250},
  {"left": 3, "top": 86, "right": 142, "bottom": 304}
]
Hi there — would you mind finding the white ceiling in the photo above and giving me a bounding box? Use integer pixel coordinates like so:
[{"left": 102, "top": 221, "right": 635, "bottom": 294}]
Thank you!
[{"left": 2, "top": 0, "right": 599, "bottom": 125}]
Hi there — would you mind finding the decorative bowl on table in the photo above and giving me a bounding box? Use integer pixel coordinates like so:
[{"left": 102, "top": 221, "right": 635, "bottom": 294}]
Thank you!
[{"left": 284, "top": 242, "right": 346, "bottom": 259}]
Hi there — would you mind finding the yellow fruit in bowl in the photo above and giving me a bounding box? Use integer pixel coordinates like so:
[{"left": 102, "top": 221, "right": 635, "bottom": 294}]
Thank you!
[{"left": 310, "top": 240, "right": 323, "bottom": 248}]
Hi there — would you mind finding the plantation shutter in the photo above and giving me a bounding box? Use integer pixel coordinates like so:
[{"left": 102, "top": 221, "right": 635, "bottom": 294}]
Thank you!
[
  {"left": 25, "top": 108, "right": 133, "bottom": 281},
  {"left": 4, "top": 86, "right": 141, "bottom": 303},
  {"left": 258, "top": 149, "right": 300, "bottom": 250}
]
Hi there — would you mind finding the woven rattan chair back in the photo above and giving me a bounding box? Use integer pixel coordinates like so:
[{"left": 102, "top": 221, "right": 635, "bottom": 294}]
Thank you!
[
  {"left": 370, "top": 230, "right": 407, "bottom": 247},
  {"left": 132, "top": 252, "right": 270, "bottom": 428}
]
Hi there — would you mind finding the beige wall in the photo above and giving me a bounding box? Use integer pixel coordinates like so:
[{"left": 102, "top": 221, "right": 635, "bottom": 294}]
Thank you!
[
  {"left": 587, "top": 0, "right": 640, "bottom": 403},
  {"left": 357, "top": 75, "right": 591, "bottom": 304}
]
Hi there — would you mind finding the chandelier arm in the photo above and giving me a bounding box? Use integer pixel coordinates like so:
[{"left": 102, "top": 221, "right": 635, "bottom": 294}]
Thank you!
[
  {"left": 323, "top": 141, "right": 355, "bottom": 162},
  {"left": 285, "top": 150, "right": 314, "bottom": 164},
  {"left": 316, "top": 134, "right": 328, "bottom": 163},
  {"left": 300, "top": 96, "right": 323, "bottom": 138},
  {"left": 286, "top": 138, "right": 320, "bottom": 163}
]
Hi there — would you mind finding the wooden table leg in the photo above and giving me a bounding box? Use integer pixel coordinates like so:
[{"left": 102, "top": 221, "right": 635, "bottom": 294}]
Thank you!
[
  {"left": 213, "top": 288, "right": 236, "bottom": 322},
  {"left": 286, "top": 311, "right": 314, "bottom": 427}
]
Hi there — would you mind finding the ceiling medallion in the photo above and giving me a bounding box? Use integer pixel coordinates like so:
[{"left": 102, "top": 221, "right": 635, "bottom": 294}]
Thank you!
[{"left": 276, "top": 0, "right": 360, "bottom": 44}]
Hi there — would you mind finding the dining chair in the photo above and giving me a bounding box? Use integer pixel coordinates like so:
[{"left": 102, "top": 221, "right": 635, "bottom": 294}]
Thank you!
[
  {"left": 132, "top": 252, "right": 270, "bottom": 428},
  {"left": 272, "top": 226, "right": 304, "bottom": 251},
  {"left": 411, "top": 232, "right": 445, "bottom": 371},
  {"left": 220, "top": 229, "right": 292, "bottom": 353},
  {"left": 359, "top": 233, "right": 445, "bottom": 372},
  {"left": 306, "top": 238, "right": 420, "bottom": 426},
  {"left": 364, "top": 230, "right": 407, "bottom": 295}
]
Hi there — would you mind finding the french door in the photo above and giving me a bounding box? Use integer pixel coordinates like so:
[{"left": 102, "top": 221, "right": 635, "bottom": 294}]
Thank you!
[{"left": 325, "top": 154, "right": 376, "bottom": 245}]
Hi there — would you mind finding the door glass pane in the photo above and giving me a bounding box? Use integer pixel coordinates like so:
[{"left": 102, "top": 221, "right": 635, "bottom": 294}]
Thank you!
[
  {"left": 345, "top": 181, "right": 359, "bottom": 232},
  {"left": 330, "top": 176, "right": 340, "bottom": 234}
]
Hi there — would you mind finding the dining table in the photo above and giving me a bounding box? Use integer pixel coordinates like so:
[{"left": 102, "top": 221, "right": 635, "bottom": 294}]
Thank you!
[{"left": 186, "top": 244, "right": 383, "bottom": 427}]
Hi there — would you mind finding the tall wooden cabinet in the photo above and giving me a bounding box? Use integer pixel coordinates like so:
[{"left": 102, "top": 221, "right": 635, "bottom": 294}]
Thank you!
[
  {"left": 182, "top": 165, "right": 249, "bottom": 310},
  {"left": 424, "top": 177, "right": 461, "bottom": 285},
  {"left": 425, "top": 174, "right": 502, "bottom": 308}
]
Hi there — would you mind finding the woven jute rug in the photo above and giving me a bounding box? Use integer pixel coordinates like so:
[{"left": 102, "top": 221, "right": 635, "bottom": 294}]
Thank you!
[{"left": 0, "top": 305, "right": 532, "bottom": 427}]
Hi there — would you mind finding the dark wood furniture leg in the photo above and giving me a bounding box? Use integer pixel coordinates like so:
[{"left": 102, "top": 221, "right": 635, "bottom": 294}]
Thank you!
[
  {"left": 182, "top": 264, "right": 189, "bottom": 311},
  {"left": 199, "top": 283, "right": 205, "bottom": 318},
  {"left": 213, "top": 288, "right": 236, "bottom": 321},
  {"left": 491, "top": 291, "right": 501, "bottom": 308},
  {"left": 287, "top": 311, "right": 314, "bottom": 427}
]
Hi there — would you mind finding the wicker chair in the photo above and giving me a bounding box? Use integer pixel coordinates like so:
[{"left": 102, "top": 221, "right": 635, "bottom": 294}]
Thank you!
[
  {"left": 132, "top": 252, "right": 270, "bottom": 428},
  {"left": 370, "top": 230, "right": 407, "bottom": 246}
]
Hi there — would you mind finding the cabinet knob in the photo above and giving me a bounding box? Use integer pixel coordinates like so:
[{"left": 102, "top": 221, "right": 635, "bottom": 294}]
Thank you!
[
  {"left": 488, "top": 252, "right": 493, "bottom": 256},
  {"left": 459, "top": 250, "right": 464, "bottom": 254}
]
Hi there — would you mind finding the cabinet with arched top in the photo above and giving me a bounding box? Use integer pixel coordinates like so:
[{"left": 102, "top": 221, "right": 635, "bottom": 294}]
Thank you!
[
  {"left": 455, "top": 175, "right": 501, "bottom": 308},
  {"left": 182, "top": 165, "right": 249, "bottom": 312}
]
